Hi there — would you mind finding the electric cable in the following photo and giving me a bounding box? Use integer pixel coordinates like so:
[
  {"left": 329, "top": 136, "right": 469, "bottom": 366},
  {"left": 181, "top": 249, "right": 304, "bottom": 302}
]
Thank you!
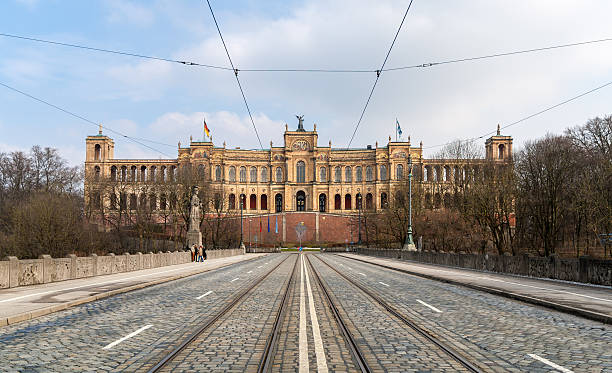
[
  {"left": 0, "top": 32, "right": 232, "bottom": 71},
  {"left": 346, "top": 0, "right": 415, "bottom": 149},
  {"left": 0, "top": 81, "right": 176, "bottom": 158},
  {"left": 204, "top": 0, "right": 264, "bottom": 150},
  {"left": 424, "top": 79, "right": 612, "bottom": 150}
]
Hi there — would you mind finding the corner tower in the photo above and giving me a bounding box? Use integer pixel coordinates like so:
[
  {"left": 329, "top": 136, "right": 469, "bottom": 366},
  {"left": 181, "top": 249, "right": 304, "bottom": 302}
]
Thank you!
[
  {"left": 86, "top": 124, "right": 114, "bottom": 162},
  {"left": 485, "top": 124, "right": 513, "bottom": 161}
]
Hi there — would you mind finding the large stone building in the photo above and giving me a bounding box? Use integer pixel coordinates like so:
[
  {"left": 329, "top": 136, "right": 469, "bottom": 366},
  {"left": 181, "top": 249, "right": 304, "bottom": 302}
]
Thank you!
[{"left": 85, "top": 119, "right": 512, "bottom": 218}]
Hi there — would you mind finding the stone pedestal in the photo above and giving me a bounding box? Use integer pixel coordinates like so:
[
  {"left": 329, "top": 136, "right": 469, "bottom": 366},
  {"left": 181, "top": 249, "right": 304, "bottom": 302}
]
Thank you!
[
  {"left": 402, "top": 243, "right": 417, "bottom": 251},
  {"left": 187, "top": 230, "right": 202, "bottom": 247}
]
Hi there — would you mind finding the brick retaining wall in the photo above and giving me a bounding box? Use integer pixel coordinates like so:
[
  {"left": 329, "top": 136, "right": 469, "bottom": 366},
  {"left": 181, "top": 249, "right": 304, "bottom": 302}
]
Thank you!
[
  {"left": 356, "top": 248, "right": 612, "bottom": 286},
  {"left": 1, "top": 248, "right": 245, "bottom": 289}
]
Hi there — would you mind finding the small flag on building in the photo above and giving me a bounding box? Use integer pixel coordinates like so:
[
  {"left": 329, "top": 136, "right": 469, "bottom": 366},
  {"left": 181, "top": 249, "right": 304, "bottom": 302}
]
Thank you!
[
  {"left": 267, "top": 215, "right": 270, "bottom": 233},
  {"left": 275, "top": 216, "right": 278, "bottom": 234},
  {"left": 203, "top": 118, "right": 211, "bottom": 138},
  {"left": 396, "top": 118, "right": 402, "bottom": 139}
]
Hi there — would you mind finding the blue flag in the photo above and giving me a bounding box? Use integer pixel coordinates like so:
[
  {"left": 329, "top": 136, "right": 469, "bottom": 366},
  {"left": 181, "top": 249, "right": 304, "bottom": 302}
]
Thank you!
[
  {"left": 275, "top": 216, "right": 278, "bottom": 234},
  {"left": 267, "top": 215, "right": 270, "bottom": 233},
  {"left": 396, "top": 118, "right": 402, "bottom": 137}
]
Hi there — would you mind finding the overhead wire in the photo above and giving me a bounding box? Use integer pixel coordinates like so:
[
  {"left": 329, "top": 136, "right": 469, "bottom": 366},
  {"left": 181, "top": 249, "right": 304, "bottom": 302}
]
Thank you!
[
  {"left": 424, "top": 79, "right": 612, "bottom": 150},
  {"left": 0, "top": 81, "right": 176, "bottom": 158},
  {"left": 204, "top": 0, "right": 264, "bottom": 150},
  {"left": 345, "top": 0, "right": 415, "bottom": 149},
  {"left": 0, "top": 32, "right": 232, "bottom": 71}
]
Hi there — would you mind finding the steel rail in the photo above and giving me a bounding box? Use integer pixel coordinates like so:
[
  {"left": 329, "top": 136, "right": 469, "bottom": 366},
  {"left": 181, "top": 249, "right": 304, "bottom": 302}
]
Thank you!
[
  {"left": 305, "top": 255, "right": 372, "bottom": 373},
  {"left": 147, "top": 255, "right": 296, "bottom": 373},
  {"left": 313, "top": 254, "right": 484, "bottom": 373},
  {"left": 256, "top": 254, "right": 300, "bottom": 372}
]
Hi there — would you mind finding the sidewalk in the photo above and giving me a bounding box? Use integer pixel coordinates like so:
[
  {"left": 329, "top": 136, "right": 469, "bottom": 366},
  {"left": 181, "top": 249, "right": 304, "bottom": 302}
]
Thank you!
[
  {"left": 338, "top": 253, "right": 612, "bottom": 324},
  {"left": 0, "top": 253, "right": 266, "bottom": 326}
]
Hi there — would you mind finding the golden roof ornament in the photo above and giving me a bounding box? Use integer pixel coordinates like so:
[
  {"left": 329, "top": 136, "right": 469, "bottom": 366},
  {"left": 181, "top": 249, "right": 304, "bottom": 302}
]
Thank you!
[
  {"left": 98, "top": 123, "right": 103, "bottom": 135},
  {"left": 497, "top": 124, "right": 501, "bottom": 135}
]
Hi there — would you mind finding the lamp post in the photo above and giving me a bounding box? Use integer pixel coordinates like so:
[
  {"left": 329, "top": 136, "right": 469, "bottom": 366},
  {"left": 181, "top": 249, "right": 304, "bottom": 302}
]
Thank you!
[
  {"left": 403, "top": 154, "right": 416, "bottom": 251},
  {"left": 357, "top": 194, "right": 362, "bottom": 246},
  {"left": 240, "top": 194, "right": 246, "bottom": 251}
]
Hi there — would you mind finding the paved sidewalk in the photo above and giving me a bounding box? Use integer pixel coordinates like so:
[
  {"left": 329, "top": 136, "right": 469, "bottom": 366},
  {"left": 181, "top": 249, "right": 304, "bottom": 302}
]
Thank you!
[
  {"left": 0, "top": 253, "right": 266, "bottom": 326},
  {"left": 338, "top": 253, "right": 612, "bottom": 324}
]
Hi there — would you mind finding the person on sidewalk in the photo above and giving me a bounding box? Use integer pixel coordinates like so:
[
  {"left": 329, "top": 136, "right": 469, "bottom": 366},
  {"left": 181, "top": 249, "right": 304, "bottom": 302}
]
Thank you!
[
  {"left": 190, "top": 244, "right": 196, "bottom": 262},
  {"left": 202, "top": 245, "right": 207, "bottom": 261},
  {"left": 197, "top": 245, "right": 204, "bottom": 262}
]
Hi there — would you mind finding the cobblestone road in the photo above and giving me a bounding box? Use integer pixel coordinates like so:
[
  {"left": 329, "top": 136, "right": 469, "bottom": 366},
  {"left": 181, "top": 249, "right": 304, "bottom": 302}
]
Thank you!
[
  {"left": 2, "top": 252, "right": 610, "bottom": 372},
  {"left": 317, "top": 253, "right": 612, "bottom": 373}
]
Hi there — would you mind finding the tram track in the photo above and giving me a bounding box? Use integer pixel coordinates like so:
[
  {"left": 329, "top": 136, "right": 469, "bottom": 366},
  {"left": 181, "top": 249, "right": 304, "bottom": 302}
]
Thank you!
[
  {"left": 311, "top": 253, "right": 486, "bottom": 373},
  {"left": 146, "top": 254, "right": 298, "bottom": 373}
]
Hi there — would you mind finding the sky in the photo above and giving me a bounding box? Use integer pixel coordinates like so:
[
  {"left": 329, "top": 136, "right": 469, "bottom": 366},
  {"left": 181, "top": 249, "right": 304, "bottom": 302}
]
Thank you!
[{"left": 1, "top": 0, "right": 611, "bottom": 165}]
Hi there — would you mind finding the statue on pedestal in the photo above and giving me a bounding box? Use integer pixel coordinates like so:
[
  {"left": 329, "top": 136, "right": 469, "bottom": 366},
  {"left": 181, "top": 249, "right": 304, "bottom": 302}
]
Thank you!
[{"left": 187, "top": 186, "right": 203, "bottom": 247}]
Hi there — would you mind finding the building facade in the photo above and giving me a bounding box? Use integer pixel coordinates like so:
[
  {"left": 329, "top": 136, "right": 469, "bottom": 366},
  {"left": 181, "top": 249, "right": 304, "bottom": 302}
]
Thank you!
[{"left": 85, "top": 121, "right": 512, "bottom": 216}]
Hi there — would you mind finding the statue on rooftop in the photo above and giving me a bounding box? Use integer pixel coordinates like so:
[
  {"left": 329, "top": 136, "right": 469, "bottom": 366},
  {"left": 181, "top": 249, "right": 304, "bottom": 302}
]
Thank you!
[{"left": 296, "top": 115, "right": 305, "bottom": 131}]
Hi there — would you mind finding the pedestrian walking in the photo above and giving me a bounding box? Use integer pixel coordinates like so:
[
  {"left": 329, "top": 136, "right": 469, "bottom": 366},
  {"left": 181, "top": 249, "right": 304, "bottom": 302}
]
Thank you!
[
  {"left": 197, "top": 245, "right": 204, "bottom": 262},
  {"left": 190, "top": 244, "right": 196, "bottom": 262},
  {"left": 202, "top": 245, "right": 207, "bottom": 261}
]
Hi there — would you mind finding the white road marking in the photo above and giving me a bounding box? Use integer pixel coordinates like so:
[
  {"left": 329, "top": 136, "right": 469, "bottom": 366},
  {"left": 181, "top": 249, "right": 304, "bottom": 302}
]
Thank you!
[
  {"left": 196, "top": 290, "right": 213, "bottom": 300},
  {"left": 303, "top": 255, "right": 329, "bottom": 372},
  {"left": 401, "top": 262, "right": 612, "bottom": 304},
  {"left": 416, "top": 299, "right": 442, "bottom": 313},
  {"left": 247, "top": 270, "right": 253, "bottom": 274},
  {"left": 258, "top": 266, "right": 263, "bottom": 269},
  {"left": 230, "top": 277, "right": 239, "bottom": 282},
  {"left": 299, "top": 255, "right": 309, "bottom": 372},
  {"left": 379, "top": 282, "right": 389, "bottom": 287},
  {"left": 358, "top": 272, "right": 366, "bottom": 277},
  {"left": 102, "top": 324, "right": 152, "bottom": 350},
  {"left": 0, "top": 265, "right": 201, "bottom": 304},
  {"left": 528, "top": 354, "right": 573, "bottom": 373}
]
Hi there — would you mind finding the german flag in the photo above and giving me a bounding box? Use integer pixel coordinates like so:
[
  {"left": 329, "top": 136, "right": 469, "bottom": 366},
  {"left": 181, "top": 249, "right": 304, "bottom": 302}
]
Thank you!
[{"left": 203, "top": 118, "right": 211, "bottom": 138}]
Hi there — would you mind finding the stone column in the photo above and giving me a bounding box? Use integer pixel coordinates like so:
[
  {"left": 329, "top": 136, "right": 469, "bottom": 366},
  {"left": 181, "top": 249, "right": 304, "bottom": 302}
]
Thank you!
[
  {"left": 69, "top": 254, "right": 77, "bottom": 279},
  {"left": 39, "top": 255, "right": 52, "bottom": 284},
  {"left": 91, "top": 254, "right": 98, "bottom": 276},
  {"left": 7, "top": 256, "right": 18, "bottom": 288}
]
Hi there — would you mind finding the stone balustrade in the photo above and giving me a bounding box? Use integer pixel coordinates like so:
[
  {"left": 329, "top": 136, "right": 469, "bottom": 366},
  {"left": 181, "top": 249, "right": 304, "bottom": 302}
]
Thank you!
[
  {"left": 356, "top": 248, "right": 612, "bottom": 286},
  {"left": 0, "top": 248, "right": 244, "bottom": 289}
]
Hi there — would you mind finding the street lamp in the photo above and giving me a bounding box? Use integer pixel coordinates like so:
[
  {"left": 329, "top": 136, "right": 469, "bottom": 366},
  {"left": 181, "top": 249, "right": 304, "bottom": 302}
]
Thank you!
[
  {"left": 240, "top": 194, "right": 246, "bottom": 251},
  {"left": 403, "top": 154, "right": 416, "bottom": 251},
  {"left": 357, "top": 194, "right": 362, "bottom": 246}
]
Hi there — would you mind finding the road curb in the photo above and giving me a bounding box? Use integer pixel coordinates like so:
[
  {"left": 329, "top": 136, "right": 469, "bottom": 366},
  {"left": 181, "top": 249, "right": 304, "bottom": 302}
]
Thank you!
[
  {"left": 337, "top": 254, "right": 612, "bottom": 325},
  {"left": 1, "top": 255, "right": 264, "bottom": 328}
]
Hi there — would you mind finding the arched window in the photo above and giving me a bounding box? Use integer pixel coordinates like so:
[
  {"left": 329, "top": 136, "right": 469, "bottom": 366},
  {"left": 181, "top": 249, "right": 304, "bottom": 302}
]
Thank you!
[
  {"left": 228, "top": 193, "right": 236, "bottom": 209},
  {"left": 110, "top": 193, "right": 117, "bottom": 210},
  {"left": 239, "top": 166, "right": 247, "bottom": 182},
  {"left": 380, "top": 165, "right": 387, "bottom": 181},
  {"left": 334, "top": 167, "right": 341, "bottom": 182},
  {"left": 198, "top": 164, "right": 206, "bottom": 180},
  {"left": 261, "top": 194, "right": 268, "bottom": 210},
  {"left": 381, "top": 192, "right": 388, "bottom": 208},
  {"left": 345, "top": 167, "right": 352, "bottom": 182},
  {"left": 320, "top": 167, "right": 327, "bottom": 182},
  {"left": 498, "top": 144, "right": 505, "bottom": 159},
  {"left": 140, "top": 166, "right": 146, "bottom": 182},
  {"left": 94, "top": 144, "right": 101, "bottom": 160},
  {"left": 130, "top": 166, "right": 137, "bottom": 182},
  {"left": 160, "top": 166, "right": 166, "bottom": 182},
  {"left": 275, "top": 193, "right": 283, "bottom": 212},
  {"left": 261, "top": 167, "right": 268, "bottom": 182},
  {"left": 250, "top": 167, "right": 257, "bottom": 183},
  {"left": 424, "top": 166, "right": 430, "bottom": 181},
  {"left": 356, "top": 166, "right": 363, "bottom": 182},
  {"left": 296, "top": 161, "right": 306, "bottom": 183},
  {"left": 249, "top": 194, "right": 257, "bottom": 209},
  {"left": 443, "top": 166, "right": 450, "bottom": 182},
  {"left": 170, "top": 166, "right": 176, "bottom": 182},
  {"left": 121, "top": 166, "right": 127, "bottom": 182},
  {"left": 365, "top": 193, "right": 373, "bottom": 209},
  {"left": 276, "top": 167, "right": 283, "bottom": 182},
  {"left": 111, "top": 166, "right": 117, "bottom": 181},
  {"left": 366, "top": 166, "right": 373, "bottom": 181},
  {"left": 396, "top": 164, "right": 403, "bottom": 180},
  {"left": 215, "top": 165, "right": 222, "bottom": 181},
  {"left": 345, "top": 194, "right": 352, "bottom": 209},
  {"left": 150, "top": 166, "right": 156, "bottom": 182},
  {"left": 229, "top": 166, "right": 236, "bottom": 182},
  {"left": 319, "top": 194, "right": 326, "bottom": 212},
  {"left": 334, "top": 194, "right": 341, "bottom": 210},
  {"left": 296, "top": 191, "right": 306, "bottom": 211},
  {"left": 94, "top": 166, "right": 100, "bottom": 181}
]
